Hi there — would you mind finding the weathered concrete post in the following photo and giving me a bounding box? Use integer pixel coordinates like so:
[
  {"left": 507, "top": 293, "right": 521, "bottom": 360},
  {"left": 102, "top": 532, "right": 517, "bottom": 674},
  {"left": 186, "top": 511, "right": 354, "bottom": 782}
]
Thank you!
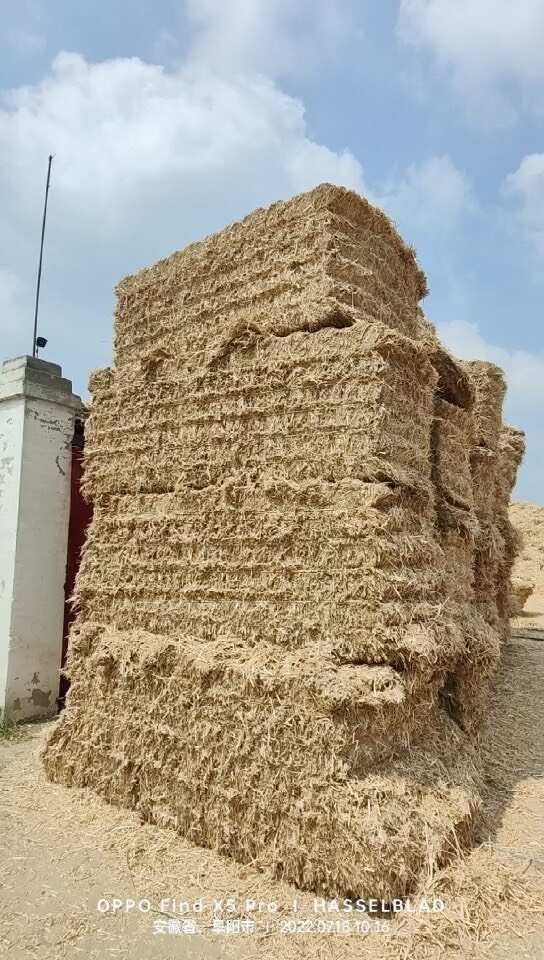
[{"left": 0, "top": 356, "right": 82, "bottom": 721}]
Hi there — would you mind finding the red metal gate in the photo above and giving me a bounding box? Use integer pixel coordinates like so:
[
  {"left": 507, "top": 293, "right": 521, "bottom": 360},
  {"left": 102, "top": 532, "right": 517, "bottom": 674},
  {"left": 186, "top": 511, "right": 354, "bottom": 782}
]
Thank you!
[{"left": 59, "top": 420, "right": 93, "bottom": 706}]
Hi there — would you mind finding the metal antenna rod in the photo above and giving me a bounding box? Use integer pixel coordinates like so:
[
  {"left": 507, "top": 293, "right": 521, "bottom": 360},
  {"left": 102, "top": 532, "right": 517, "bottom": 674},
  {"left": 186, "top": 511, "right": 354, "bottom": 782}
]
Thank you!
[{"left": 32, "top": 154, "right": 53, "bottom": 358}]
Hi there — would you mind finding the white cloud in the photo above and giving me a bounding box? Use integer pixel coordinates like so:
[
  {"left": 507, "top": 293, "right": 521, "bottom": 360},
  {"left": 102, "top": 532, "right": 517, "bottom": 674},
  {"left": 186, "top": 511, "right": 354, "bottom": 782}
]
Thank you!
[
  {"left": 184, "top": 0, "right": 358, "bottom": 79},
  {"left": 0, "top": 44, "right": 475, "bottom": 399},
  {"left": 0, "top": 51, "right": 365, "bottom": 214},
  {"left": 0, "top": 43, "right": 537, "bottom": 498},
  {"left": 502, "top": 153, "right": 544, "bottom": 269},
  {"left": 0, "top": 52, "right": 366, "bottom": 389},
  {"left": 398, "top": 0, "right": 544, "bottom": 124},
  {"left": 379, "top": 155, "right": 472, "bottom": 231}
]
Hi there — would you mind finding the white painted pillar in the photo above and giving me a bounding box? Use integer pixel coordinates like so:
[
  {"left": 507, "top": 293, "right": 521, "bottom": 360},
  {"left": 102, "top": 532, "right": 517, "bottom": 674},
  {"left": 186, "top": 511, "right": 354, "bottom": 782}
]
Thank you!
[{"left": 0, "top": 356, "right": 82, "bottom": 721}]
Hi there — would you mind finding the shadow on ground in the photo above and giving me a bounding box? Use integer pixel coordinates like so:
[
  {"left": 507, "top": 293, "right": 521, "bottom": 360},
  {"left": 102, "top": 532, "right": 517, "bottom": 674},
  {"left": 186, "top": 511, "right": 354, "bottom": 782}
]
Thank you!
[{"left": 475, "top": 638, "right": 544, "bottom": 866}]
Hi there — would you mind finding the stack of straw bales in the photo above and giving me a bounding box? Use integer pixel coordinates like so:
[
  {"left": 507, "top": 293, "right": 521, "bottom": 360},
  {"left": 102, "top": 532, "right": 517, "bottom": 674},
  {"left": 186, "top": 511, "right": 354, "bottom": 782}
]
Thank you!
[
  {"left": 461, "top": 363, "right": 525, "bottom": 637},
  {"left": 43, "top": 184, "right": 524, "bottom": 898}
]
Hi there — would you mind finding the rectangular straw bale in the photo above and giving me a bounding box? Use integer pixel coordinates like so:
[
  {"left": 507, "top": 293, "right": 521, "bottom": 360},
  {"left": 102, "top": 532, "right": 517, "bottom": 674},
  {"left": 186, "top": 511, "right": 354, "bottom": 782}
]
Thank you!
[
  {"left": 43, "top": 624, "right": 480, "bottom": 899},
  {"left": 472, "top": 519, "right": 505, "bottom": 612},
  {"left": 84, "top": 322, "right": 437, "bottom": 499},
  {"left": 76, "top": 320, "right": 455, "bottom": 669},
  {"left": 435, "top": 502, "right": 476, "bottom": 604},
  {"left": 469, "top": 446, "right": 497, "bottom": 515},
  {"left": 432, "top": 398, "right": 475, "bottom": 512},
  {"left": 496, "top": 425, "right": 526, "bottom": 509},
  {"left": 495, "top": 426, "right": 526, "bottom": 633},
  {"left": 112, "top": 184, "right": 428, "bottom": 372},
  {"left": 431, "top": 489, "right": 498, "bottom": 737},
  {"left": 462, "top": 388, "right": 524, "bottom": 641},
  {"left": 460, "top": 361, "right": 506, "bottom": 452},
  {"left": 77, "top": 479, "right": 449, "bottom": 666},
  {"left": 437, "top": 609, "right": 500, "bottom": 735}
]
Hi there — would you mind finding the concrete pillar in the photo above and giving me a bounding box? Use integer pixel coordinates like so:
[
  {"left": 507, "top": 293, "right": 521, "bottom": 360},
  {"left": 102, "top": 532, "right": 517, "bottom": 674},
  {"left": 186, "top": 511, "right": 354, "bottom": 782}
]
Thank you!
[{"left": 0, "top": 356, "right": 82, "bottom": 721}]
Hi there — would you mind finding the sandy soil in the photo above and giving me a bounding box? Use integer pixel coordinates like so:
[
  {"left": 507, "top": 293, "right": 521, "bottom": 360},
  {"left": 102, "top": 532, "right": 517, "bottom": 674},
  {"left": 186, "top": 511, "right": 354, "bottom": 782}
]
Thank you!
[{"left": 1, "top": 638, "right": 543, "bottom": 960}]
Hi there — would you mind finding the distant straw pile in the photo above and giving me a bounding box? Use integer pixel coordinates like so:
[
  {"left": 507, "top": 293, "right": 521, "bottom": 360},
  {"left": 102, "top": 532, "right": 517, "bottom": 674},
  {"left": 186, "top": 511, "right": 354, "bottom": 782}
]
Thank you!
[
  {"left": 43, "top": 184, "right": 524, "bottom": 898},
  {"left": 509, "top": 499, "right": 544, "bottom": 616}
]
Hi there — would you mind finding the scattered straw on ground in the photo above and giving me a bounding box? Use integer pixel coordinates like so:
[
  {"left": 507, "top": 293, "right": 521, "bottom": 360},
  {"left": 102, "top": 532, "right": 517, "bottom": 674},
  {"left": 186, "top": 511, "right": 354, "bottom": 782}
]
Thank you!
[{"left": 2, "top": 637, "right": 543, "bottom": 960}]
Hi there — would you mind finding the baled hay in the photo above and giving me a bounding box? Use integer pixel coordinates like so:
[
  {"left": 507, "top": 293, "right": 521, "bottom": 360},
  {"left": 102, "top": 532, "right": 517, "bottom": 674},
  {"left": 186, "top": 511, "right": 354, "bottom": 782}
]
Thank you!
[
  {"left": 495, "top": 426, "right": 526, "bottom": 632},
  {"left": 497, "top": 424, "right": 526, "bottom": 506},
  {"left": 419, "top": 322, "right": 475, "bottom": 411},
  {"left": 432, "top": 398, "right": 474, "bottom": 513},
  {"left": 77, "top": 320, "right": 459, "bottom": 673},
  {"left": 469, "top": 445, "right": 497, "bottom": 515},
  {"left": 43, "top": 624, "right": 481, "bottom": 900},
  {"left": 461, "top": 391, "right": 524, "bottom": 643},
  {"left": 433, "top": 500, "right": 500, "bottom": 734},
  {"left": 112, "top": 183, "right": 428, "bottom": 373},
  {"left": 77, "top": 482, "right": 456, "bottom": 667},
  {"left": 84, "top": 321, "right": 438, "bottom": 498},
  {"left": 435, "top": 501, "right": 477, "bottom": 605},
  {"left": 460, "top": 361, "right": 506, "bottom": 453},
  {"left": 43, "top": 183, "right": 525, "bottom": 898},
  {"left": 509, "top": 501, "right": 544, "bottom": 612},
  {"left": 438, "top": 609, "right": 501, "bottom": 735}
]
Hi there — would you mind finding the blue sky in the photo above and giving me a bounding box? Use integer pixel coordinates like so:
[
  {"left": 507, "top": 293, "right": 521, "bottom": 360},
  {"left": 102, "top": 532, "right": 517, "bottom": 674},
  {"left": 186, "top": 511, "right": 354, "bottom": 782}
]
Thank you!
[{"left": 1, "top": 1, "right": 543, "bottom": 500}]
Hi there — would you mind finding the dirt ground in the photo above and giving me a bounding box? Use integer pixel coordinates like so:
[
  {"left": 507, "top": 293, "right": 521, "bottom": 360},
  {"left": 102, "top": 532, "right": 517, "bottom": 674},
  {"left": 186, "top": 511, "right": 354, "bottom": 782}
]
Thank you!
[{"left": 1, "top": 637, "right": 544, "bottom": 960}]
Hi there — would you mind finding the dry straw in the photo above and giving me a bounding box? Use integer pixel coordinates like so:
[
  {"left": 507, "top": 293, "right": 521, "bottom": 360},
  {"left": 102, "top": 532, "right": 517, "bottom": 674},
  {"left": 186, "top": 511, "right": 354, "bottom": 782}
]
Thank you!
[
  {"left": 43, "top": 184, "right": 524, "bottom": 898},
  {"left": 509, "top": 499, "right": 544, "bottom": 623}
]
